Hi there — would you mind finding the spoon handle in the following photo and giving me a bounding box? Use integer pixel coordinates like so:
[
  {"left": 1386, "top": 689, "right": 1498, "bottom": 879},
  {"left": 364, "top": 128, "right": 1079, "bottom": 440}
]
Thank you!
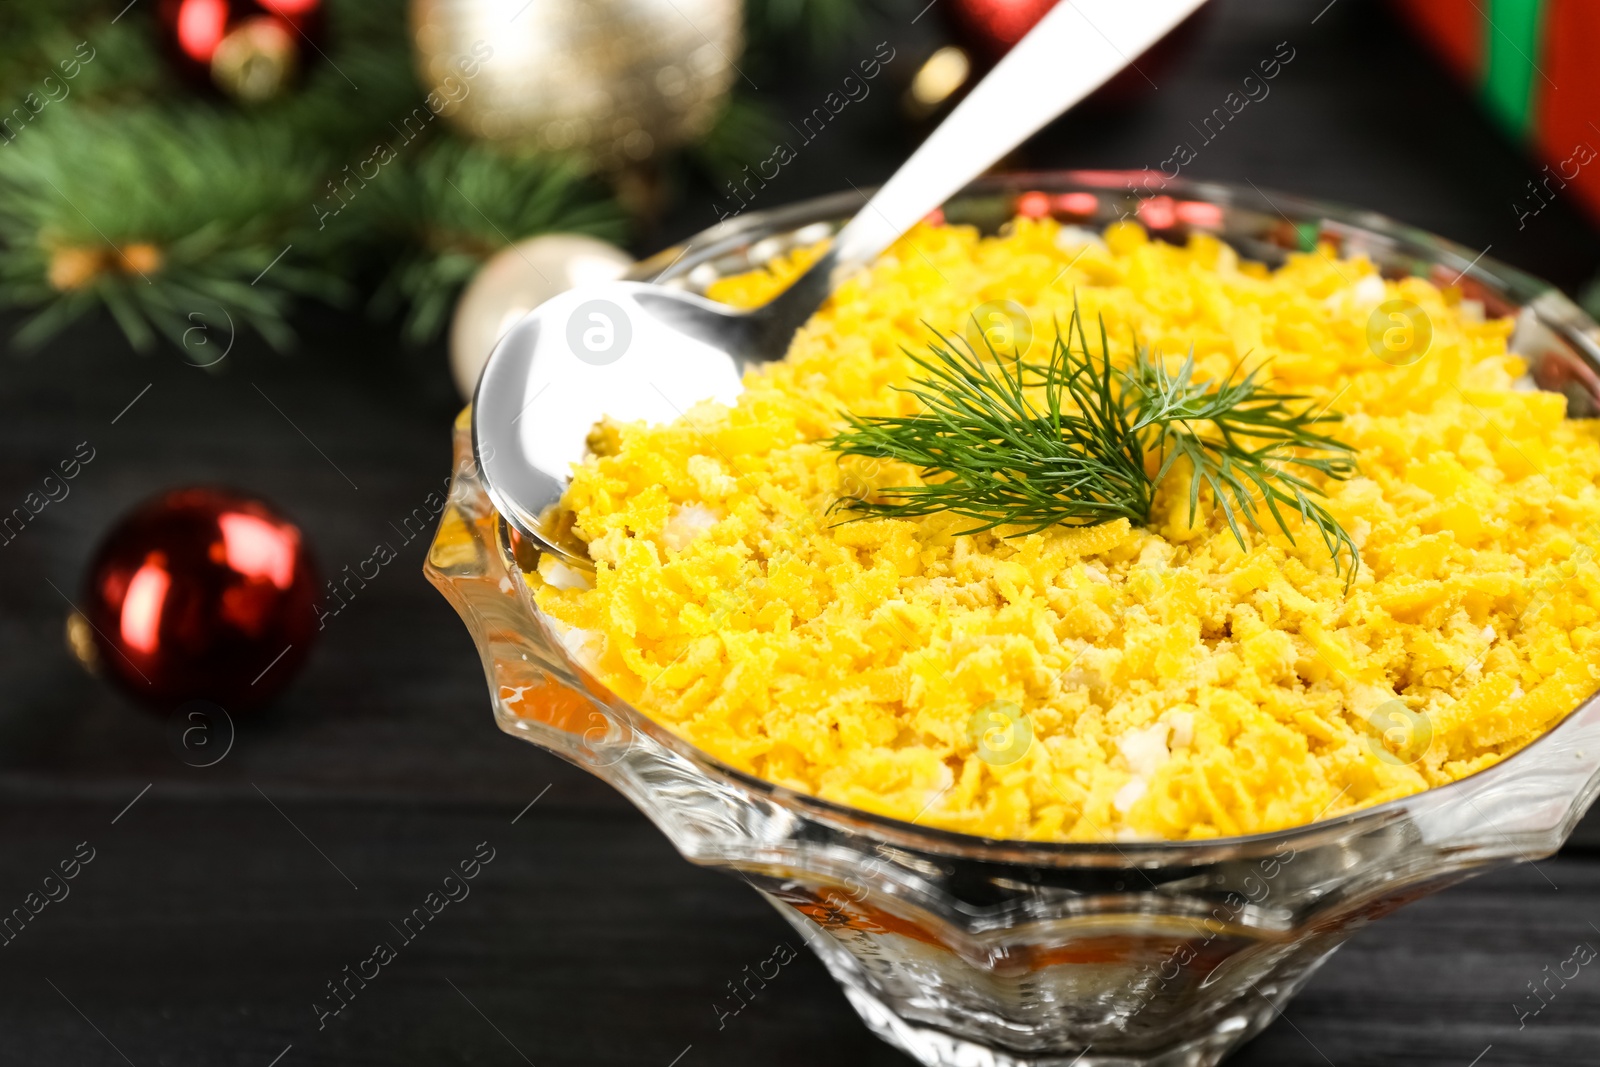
[{"left": 830, "top": 0, "right": 1210, "bottom": 268}]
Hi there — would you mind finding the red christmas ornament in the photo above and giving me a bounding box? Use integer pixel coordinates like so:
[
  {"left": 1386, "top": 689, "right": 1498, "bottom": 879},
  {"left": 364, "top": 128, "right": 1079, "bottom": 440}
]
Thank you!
[
  {"left": 946, "top": 0, "right": 1058, "bottom": 59},
  {"left": 945, "top": 0, "right": 1211, "bottom": 105},
  {"left": 156, "top": 0, "right": 324, "bottom": 102},
  {"left": 81, "top": 487, "right": 319, "bottom": 712}
]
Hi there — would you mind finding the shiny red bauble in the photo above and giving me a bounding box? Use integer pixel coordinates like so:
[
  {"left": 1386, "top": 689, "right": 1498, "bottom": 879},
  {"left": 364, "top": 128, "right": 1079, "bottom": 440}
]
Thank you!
[
  {"left": 82, "top": 487, "right": 318, "bottom": 712},
  {"left": 945, "top": 0, "right": 1211, "bottom": 107},
  {"left": 947, "top": 0, "right": 1059, "bottom": 59}
]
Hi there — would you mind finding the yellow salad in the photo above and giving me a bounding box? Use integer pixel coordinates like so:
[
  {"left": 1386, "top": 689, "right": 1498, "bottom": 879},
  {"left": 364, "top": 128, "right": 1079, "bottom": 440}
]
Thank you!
[{"left": 530, "top": 215, "right": 1600, "bottom": 842}]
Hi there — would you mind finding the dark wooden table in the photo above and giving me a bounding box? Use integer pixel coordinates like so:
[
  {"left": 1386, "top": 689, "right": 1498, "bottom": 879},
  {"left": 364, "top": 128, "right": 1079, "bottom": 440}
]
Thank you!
[{"left": 2, "top": 1, "right": 1597, "bottom": 1064}]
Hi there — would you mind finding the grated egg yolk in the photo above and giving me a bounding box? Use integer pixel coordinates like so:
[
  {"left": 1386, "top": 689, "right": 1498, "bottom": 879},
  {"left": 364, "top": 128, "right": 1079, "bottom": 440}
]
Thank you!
[{"left": 531, "top": 217, "right": 1600, "bottom": 842}]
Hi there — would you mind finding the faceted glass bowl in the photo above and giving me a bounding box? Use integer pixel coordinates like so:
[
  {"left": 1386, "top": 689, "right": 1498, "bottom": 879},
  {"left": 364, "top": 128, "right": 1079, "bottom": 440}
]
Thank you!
[{"left": 428, "top": 172, "right": 1600, "bottom": 1067}]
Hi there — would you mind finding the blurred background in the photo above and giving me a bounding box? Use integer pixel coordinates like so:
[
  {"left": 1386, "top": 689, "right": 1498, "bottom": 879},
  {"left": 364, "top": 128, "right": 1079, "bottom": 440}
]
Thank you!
[{"left": 1, "top": 0, "right": 1598, "bottom": 1064}]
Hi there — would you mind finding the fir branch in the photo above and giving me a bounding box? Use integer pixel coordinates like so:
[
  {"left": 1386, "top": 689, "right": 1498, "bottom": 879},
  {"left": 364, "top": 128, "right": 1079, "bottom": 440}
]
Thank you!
[
  {"left": 0, "top": 1, "right": 159, "bottom": 107},
  {"left": 0, "top": 16, "right": 163, "bottom": 111},
  {"left": 368, "top": 138, "right": 627, "bottom": 345},
  {"left": 745, "top": 0, "right": 872, "bottom": 50},
  {"left": 0, "top": 107, "right": 340, "bottom": 352},
  {"left": 0, "top": 0, "right": 897, "bottom": 354},
  {"left": 827, "top": 307, "right": 1360, "bottom": 578},
  {"left": 686, "top": 93, "right": 785, "bottom": 185},
  {"left": 267, "top": 0, "right": 421, "bottom": 147}
]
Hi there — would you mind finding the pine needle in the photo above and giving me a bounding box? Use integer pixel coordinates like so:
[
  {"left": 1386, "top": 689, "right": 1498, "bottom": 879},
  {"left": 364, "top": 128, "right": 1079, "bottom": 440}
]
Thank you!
[
  {"left": 826, "top": 306, "right": 1360, "bottom": 581},
  {"left": 0, "top": 107, "right": 338, "bottom": 353},
  {"left": 367, "top": 137, "right": 627, "bottom": 345},
  {"left": 745, "top": 0, "right": 870, "bottom": 49}
]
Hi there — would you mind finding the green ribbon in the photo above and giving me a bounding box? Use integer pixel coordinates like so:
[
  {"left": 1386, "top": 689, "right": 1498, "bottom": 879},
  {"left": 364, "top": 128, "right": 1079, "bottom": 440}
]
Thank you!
[{"left": 1482, "top": 0, "right": 1547, "bottom": 140}]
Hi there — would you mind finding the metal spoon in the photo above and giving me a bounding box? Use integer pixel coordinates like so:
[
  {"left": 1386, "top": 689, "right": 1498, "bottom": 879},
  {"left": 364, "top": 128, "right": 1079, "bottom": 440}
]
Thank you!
[{"left": 474, "top": 0, "right": 1208, "bottom": 569}]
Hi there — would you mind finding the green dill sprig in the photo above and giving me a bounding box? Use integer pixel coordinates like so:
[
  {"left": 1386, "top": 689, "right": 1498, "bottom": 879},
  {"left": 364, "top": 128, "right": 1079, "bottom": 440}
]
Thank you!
[{"left": 825, "top": 306, "right": 1360, "bottom": 579}]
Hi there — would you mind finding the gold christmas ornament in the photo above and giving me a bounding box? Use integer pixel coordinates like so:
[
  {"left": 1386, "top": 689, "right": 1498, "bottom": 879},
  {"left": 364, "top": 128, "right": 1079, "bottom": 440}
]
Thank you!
[
  {"left": 211, "top": 16, "right": 298, "bottom": 102},
  {"left": 449, "top": 233, "right": 633, "bottom": 400},
  {"left": 46, "top": 247, "right": 104, "bottom": 291},
  {"left": 65, "top": 611, "right": 99, "bottom": 675},
  {"left": 905, "top": 45, "right": 972, "bottom": 120},
  {"left": 118, "top": 243, "right": 164, "bottom": 276},
  {"left": 409, "top": 0, "right": 742, "bottom": 166},
  {"left": 45, "top": 242, "right": 164, "bottom": 291}
]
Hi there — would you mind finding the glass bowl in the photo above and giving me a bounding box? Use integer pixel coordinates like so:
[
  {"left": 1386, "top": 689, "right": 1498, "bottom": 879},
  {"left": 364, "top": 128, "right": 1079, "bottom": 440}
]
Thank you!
[{"left": 427, "top": 172, "right": 1600, "bottom": 1067}]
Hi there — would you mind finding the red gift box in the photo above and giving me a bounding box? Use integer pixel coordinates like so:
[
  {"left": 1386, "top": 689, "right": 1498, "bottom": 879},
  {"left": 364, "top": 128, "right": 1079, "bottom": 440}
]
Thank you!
[{"left": 1396, "top": 0, "right": 1600, "bottom": 225}]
